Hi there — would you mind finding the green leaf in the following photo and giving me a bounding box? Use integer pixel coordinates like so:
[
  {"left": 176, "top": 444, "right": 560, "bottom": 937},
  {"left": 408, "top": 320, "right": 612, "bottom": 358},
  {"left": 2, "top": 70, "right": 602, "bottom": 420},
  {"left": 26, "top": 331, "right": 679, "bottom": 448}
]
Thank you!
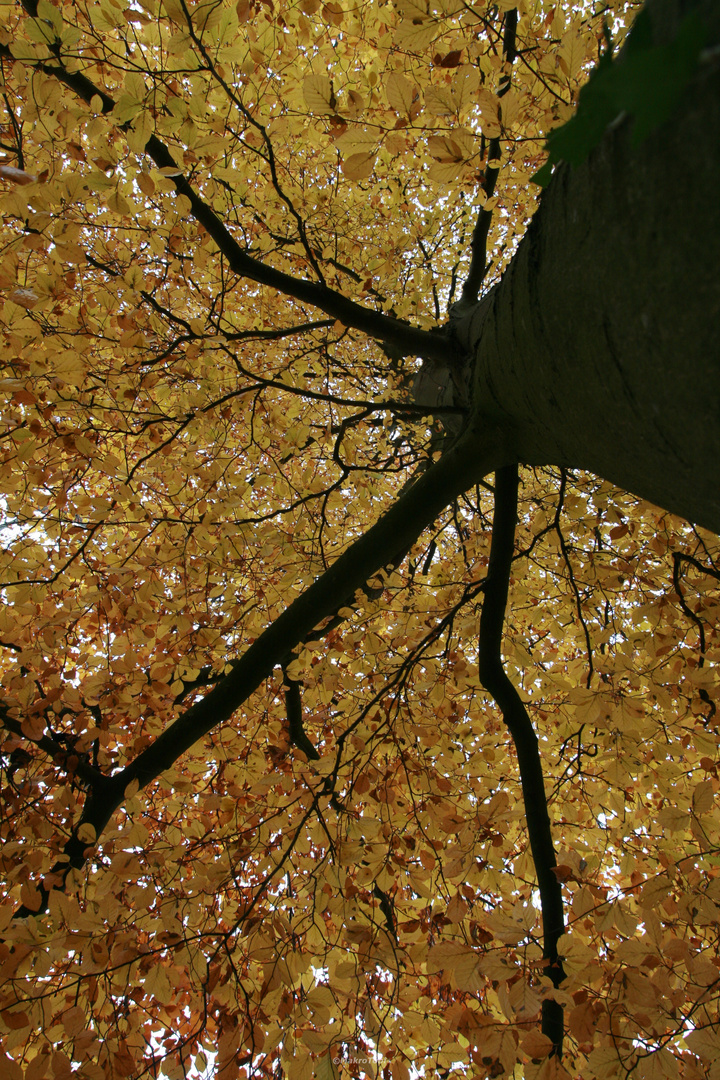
[{"left": 532, "top": 9, "right": 706, "bottom": 186}]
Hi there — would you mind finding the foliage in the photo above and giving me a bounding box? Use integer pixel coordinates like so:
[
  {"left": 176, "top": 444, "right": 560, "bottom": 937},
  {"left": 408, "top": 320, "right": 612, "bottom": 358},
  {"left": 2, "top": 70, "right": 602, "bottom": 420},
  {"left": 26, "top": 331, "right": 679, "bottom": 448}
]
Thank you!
[
  {"left": 532, "top": 7, "right": 706, "bottom": 185},
  {"left": 0, "top": 2, "right": 718, "bottom": 1080}
]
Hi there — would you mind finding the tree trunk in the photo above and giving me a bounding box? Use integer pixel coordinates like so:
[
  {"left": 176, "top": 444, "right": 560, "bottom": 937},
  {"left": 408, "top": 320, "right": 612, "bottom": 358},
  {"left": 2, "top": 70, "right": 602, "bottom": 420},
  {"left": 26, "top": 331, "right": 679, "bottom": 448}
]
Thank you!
[{"left": 452, "top": 0, "right": 720, "bottom": 533}]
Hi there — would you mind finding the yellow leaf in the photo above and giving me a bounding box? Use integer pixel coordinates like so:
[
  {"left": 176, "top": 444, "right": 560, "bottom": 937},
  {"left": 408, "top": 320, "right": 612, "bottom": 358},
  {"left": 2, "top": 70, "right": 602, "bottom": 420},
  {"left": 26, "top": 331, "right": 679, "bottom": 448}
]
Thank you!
[
  {"left": 499, "top": 90, "right": 522, "bottom": 131},
  {"left": 426, "top": 128, "right": 476, "bottom": 162},
  {"left": 428, "top": 160, "right": 471, "bottom": 183},
  {"left": 313, "top": 1053, "right": 340, "bottom": 1080},
  {"left": 657, "top": 805, "right": 689, "bottom": 832},
  {"left": 61, "top": 1005, "right": 87, "bottom": 1038},
  {"left": 560, "top": 29, "right": 586, "bottom": 82},
  {"left": 394, "top": 19, "right": 437, "bottom": 53},
  {"left": 303, "top": 75, "right": 337, "bottom": 115},
  {"left": 449, "top": 65, "right": 480, "bottom": 114},
  {"left": 509, "top": 979, "right": 542, "bottom": 1019},
  {"left": 342, "top": 152, "right": 376, "bottom": 181},
  {"left": 137, "top": 172, "right": 156, "bottom": 196},
  {"left": 424, "top": 86, "right": 455, "bottom": 117},
  {"left": 385, "top": 72, "right": 419, "bottom": 117},
  {"left": 9, "top": 288, "right": 39, "bottom": 308},
  {"left": 0, "top": 165, "right": 37, "bottom": 185},
  {"left": 692, "top": 780, "right": 714, "bottom": 814},
  {"left": 520, "top": 1029, "right": 554, "bottom": 1059},
  {"left": 127, "top": 110, "right": 154, "bottom": 154}
]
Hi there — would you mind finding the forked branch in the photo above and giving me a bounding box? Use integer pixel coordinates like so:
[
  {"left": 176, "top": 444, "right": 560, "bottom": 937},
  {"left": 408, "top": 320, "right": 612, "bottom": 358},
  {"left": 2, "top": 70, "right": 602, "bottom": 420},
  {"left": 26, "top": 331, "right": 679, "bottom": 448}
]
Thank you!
[{"left": 11, "top": 428, "right": 493, "bottom": 917}]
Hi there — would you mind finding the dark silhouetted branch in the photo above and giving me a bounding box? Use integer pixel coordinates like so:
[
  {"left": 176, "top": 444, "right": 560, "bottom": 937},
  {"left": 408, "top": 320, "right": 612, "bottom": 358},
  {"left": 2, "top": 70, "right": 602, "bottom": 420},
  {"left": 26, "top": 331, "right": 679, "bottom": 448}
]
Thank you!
[
  {"left": 461, "top": 8, "right": 518, "bottom": 302},
  {"left": 282, "top": 669, "right": 320, "bottom": 761},
  {"left": 478, "top": 464, "right": 565, "bottom": 1055},
  {"left": 0, "top": 41, "right": 453, "bottom": 364}
]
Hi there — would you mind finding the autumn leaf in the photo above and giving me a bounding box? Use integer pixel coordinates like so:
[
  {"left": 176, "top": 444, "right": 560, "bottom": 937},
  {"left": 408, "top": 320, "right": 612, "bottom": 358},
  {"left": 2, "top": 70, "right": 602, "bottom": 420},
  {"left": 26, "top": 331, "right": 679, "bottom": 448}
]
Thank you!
[
  {"left": 303, "top": 74, "right": 338, "bottom": 115},
  {"left": 385, "top": 72, "right": 421, "bottom": 118},
  {"left": 0, "top": 3, "right": 717, "bottom": 1080},
  {"left": 521, "top": 1029, "right": 555, "bottom": 1059},
  {"left": 0, "top": 164, "right": 37, "bottom": 185}
]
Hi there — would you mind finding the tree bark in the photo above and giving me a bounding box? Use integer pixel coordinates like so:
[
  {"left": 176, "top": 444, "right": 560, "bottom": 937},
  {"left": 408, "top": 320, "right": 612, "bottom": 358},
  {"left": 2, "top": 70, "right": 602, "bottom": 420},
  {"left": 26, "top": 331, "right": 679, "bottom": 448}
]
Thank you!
[{"left": 453, "top": 0, "right": 720, "bottom": 533}]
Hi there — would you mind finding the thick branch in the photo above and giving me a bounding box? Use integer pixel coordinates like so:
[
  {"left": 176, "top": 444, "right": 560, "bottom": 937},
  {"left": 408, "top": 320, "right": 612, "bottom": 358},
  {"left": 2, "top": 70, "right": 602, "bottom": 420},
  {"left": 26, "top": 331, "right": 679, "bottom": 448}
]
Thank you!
[
  {"left": 12, "top": 780, "right": 123, "bottom": 918},
  {"left": 461, "top": 8, "right": 518, "bottom": 302},
  {"left": 0, "top": 705, "right": 105, "bottom": 790},
  {"left": 282, "top": 669, "right": 320, "bottom": 761},
  {"left": 478, "top": 465, "right": 565, "bottom": 1055},
  {"left": 672, "top": 552, "right": 716, "bottom": 721},
  {"left": 0, "top": 42, "right": 453, "bottom": 364},
  {"left": 455, "top": 0, "right": 720, "bottom": 532},
  {"left": 16, "top": 428, "right": 497, "bottom": 915},
  {"left": 120, "top": 435, "right": 485, "bottom": 790},
  {"left": 372, "top": 883, "right": 398, "bottom": 941}
]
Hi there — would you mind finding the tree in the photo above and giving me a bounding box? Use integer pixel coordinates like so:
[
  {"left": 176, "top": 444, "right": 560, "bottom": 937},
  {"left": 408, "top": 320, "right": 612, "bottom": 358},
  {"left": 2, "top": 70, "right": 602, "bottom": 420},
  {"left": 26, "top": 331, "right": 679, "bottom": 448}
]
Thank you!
[{"left": 0, "top": 0, "right": 718, "bottom": 1076}]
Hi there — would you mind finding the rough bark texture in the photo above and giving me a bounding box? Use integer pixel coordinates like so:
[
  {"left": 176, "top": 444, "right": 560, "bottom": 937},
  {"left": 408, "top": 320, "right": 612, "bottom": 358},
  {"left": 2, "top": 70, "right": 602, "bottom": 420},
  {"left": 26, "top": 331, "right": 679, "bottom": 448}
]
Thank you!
[{"left": 454, "top": 0, "right": 720, "bottom": 533}]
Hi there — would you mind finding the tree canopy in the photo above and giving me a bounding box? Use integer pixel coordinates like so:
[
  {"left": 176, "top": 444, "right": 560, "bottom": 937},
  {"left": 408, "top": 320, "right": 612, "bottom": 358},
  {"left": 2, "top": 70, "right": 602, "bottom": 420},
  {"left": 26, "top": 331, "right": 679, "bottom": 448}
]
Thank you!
[{"left": 0, "top": 1, "right": 719, "bottom": 1079}]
